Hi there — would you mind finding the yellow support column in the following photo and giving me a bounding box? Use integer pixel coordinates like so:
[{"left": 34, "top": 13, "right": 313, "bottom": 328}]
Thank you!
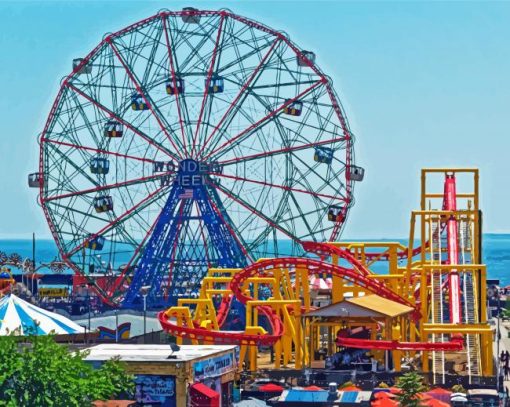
[
  {"left": 332, "top": 254, "right": 344, "bottom": 303},
  {"left": 294, "top": 304, "right": 302, "bottom": 369}
]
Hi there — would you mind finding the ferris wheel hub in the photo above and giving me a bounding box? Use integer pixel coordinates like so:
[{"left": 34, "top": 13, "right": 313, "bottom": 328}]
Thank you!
[
  {"left": 175, "top": 159, "right": 222, "bottom": 188},
  {"left": 177, "top": 159, "right": 204, "bottom": 187}
]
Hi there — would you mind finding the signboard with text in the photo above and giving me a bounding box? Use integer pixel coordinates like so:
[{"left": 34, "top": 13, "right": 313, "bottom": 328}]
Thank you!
[
  {"left": 193, "top": 352, "right": 235, "bottom": 382},
  {"left": 38, "top": 287, "right": 69, "bottom": 297},
  {"left": 134, "top": 375, "right": 176, "bottom": 407}
]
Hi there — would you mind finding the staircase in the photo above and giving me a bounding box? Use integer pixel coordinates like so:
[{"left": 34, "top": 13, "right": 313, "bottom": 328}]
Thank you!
[
  {"left": 459, "top": 219, "right": 482, "bottom": 382},
  {"left": 430, "top": 218, "right": 446, "bottom": 383},
  {"left": 431, "top": 269, "right": 446, "bottom": 383}
]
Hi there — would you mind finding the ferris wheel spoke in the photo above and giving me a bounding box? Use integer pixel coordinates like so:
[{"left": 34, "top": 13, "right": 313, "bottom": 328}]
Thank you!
[
  {"left": 161, "top": 15, "right": 188, "bottom": 155},
  {"left": 67, "top": 83, "right": 175, "bottom": 159},
  {"left": 196, "top": 38, "right": 280, "bottom": 159},
  {"left": 287, "top": 192, "right": 317, "bottom": 239},
  {"left": 209, "top": 180, "right": 300, "bottom": 242},
  {"left": 191, "top": 15, "right": 225, "bottom": 158},
  {"left": 106, "top": 38, "right": 184, "bottom": 157},
  {"left": 217, "top": 136, "right": 346, "bottom": 166},
  {"left": 44, "top": 171, "right": 174, "bottom": 203},
  {"left": 42, "top": 138, "right": 157, "bottom": 164},
  {"left": 203, "top": 80, "right": 323, "bottom": 161},
  {"left": 65, "top": 185, "right": 168, "bottom": 258},
  {"left": 213, "top": 172, "right": 346, "bottom": 203},
  {"left": 291, "top": 152, "right": 349, "bottom": 201}
]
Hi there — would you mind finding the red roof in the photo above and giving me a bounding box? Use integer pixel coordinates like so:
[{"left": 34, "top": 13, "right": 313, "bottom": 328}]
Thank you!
[
  {"left": 259, "top": 383, "right": 284, "bottom": 392},
  {"left": 190, "top": 382, "right": 220, "bottom": 399}
]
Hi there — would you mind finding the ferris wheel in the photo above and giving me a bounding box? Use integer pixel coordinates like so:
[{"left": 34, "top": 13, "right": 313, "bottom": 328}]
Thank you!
[{"left": 29, "top": 8, "right": 363, "bottom": 308}]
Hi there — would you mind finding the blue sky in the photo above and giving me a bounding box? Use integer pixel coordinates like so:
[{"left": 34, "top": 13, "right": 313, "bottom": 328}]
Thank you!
[{"left": 0, "top": 1, "right": 509, "bottom": 239}]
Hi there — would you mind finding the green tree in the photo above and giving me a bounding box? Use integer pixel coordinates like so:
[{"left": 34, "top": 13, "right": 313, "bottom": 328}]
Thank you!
[
  {"left": 0, "top": 333, "right": 134, "bottom": 407},
  {"left": 396, "top": 371, "right": 427, "bottom": 407}
]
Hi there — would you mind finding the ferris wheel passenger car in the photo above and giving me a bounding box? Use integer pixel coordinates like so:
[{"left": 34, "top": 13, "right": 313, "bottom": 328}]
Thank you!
[
  {"left": 28, "top": 172, "right": 44, "bottom": 188},
  {"left": 181, "top": 7, "right": 201, "bottom": 24},
  {"left": 104, "top": 120, "right": 123, "bottom": 137},
  {"left": 328, "top": 205, "right": 344, "bottom": 222},
  {"left": 314, "top": 147, "right": 334, "bottom": 164},
  {"left": 93, "top": 196, "right": 114, "bottom": 213},
  {"left": 297, "top": 50, "right": 316, "bottom": 67},
  {"left": 207, "top": 76, "right": 224, "bottom": 94},
  {"left": 72, "top": 58, "right": 92, "bottom": 75},
  {"left": 283, "top": 99, "right": 303, "bottom": 116},
  {"left": 348, "top": 165, "right": 365, "bottom": 182},
  {"left": 90, "top": 157, "right": 110, "bottom": 175},
  {"left": 131, "top": 93, "right": 149, "bottom": 111},
  {"left": 166, "top": 77, "right": 185, "bottom": 95},
  {"left": 85, "top": 235, "right": 105, "bottom": 251}
]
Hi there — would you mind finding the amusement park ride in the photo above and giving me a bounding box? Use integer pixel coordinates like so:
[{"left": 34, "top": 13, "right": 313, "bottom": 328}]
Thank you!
[
  {"left": 29, "top": 8, "right": 359, "bottom": 309},
  {"left": 23, "top": 7, "right": 492, "bottom": 384},
  {"left": 159, "top": 168, "right": 492, "bottom": 384}
]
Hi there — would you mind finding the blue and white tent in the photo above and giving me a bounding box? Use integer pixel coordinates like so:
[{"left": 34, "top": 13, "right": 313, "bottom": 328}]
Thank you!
[{"left": 0, "top": 294, "right": 85, "bottom": 335}]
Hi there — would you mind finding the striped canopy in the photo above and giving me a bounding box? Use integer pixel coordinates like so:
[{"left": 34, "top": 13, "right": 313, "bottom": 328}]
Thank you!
[{"left": 0, "top": 294, "right": 85, "bottom": 335}]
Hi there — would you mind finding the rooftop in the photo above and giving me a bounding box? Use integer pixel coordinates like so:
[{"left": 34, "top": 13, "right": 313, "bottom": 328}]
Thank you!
[
  {"left": 83, "top": 344, "right": 237, "bottom": 363},
  {"left": 304, "top": 294, "right": 414, "bottom": 319}
]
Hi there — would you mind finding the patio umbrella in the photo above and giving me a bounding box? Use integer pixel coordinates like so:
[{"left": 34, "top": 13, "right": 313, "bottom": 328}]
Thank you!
[
  {"left": 304, "top": 385, "right": 325, "bottom": 391},
  {"left": 0, "top": 294, "right": 85, "bottom": 335},
  {"left": 375, "top": 392, "right": 397, "bottom": 399},
  {"left": 426, "top": 388, "right": 452, "bottom": 403},
  {"left": 371, "top": 399, "right": 399, "bottom": 407},
  {"left": 259, "top": 383, "right": 284, "bottom": 393},
  {"left": 423, "top": 399, "right": 450, "bottom": 407}
]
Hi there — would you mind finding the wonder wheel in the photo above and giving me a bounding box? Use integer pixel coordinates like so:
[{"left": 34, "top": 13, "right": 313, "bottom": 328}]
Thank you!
[{"left": 30, "top": 8, "right": 363, "bottom": 307}]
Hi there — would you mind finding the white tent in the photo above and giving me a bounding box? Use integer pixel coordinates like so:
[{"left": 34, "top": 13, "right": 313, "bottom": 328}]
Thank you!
[{"left": 0, "top": 294, "right": 85, "bottom": 335}]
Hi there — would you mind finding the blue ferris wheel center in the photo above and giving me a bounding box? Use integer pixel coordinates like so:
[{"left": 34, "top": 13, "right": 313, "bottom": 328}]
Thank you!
[{"left": 122, "top": 159, "right": 249, "bottom": 309}]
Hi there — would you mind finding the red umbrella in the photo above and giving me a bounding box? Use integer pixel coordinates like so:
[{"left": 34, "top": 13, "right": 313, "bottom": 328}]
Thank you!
[
  {"left": 304, "top": 385, "right": 324, "bottom": 391},
  {"left": 371, "top": 399, "right": 399, "bottom": 407},
  {"left": 388, "top": 387, "right": 402, "bottom": 394},
  {"left": 375, "top": 392, "right": 397, "bottom": 399},
  {"left": 423, "top": 399, "right": 449, "bottom": 407},
  {"left": 259, "top": 383, "right": 284, "bottom": 392}
]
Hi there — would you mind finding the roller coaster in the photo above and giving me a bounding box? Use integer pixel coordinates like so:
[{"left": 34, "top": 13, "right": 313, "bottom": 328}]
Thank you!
[{"left": 159, "top": 168, "right": 493, "bottom": 383}]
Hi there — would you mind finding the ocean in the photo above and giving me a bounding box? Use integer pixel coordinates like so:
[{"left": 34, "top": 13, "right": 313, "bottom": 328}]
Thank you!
[{"left": 1, "top": 234, "right": 509, "bottom": 285}]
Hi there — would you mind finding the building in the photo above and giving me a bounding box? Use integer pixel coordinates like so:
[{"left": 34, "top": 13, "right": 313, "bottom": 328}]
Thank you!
[{"left": 84, "top": 344, "right": 238, "bottom": 406}]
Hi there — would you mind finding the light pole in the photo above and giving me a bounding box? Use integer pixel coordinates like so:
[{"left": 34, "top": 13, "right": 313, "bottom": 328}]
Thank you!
[
  {"left": 140, "top": 286, "right": 151, "bottom": 343},
  {"left": 87, "top": 285, "right": 91, "bottom": 340},
  {"left": 496, "top": 287, "right": 501, "bottom": 393},
  {"left": 115, "top": 308, "right": 119, "bottom": 343}
]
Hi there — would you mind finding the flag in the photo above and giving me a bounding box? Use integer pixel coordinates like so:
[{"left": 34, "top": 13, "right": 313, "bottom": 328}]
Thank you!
[{"left": 178, "top": 189, "right": 193, "bottom": 199}]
